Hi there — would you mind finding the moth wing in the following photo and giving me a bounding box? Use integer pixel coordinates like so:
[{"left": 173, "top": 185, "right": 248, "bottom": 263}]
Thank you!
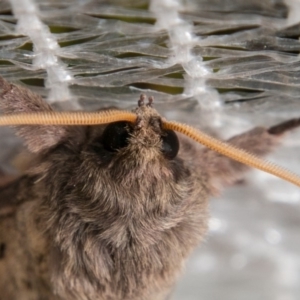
[{"left": 0, "top": 76, "right": 68, "bottom": 153}]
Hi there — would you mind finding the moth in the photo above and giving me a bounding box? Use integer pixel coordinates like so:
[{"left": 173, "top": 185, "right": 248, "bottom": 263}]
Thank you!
[{"left": 0, "top": 75, "right": 299, "bottom": 300}]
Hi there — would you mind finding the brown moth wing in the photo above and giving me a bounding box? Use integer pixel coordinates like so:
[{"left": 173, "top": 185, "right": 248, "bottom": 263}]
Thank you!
[
  {"left": 0, "top": 76, "right": 68, "bottom": 153},
  {"left": 0, "top": 176, "right": 57, "bottom": 300},
  {"left": 198, "top": 119, "right": 300, "bottom": 193},
  {"left": 198, "top": 127, "right": 281, "bottom": 193},
  {"left": 0, "top": 76, "right": 68, "bottom": 299}
]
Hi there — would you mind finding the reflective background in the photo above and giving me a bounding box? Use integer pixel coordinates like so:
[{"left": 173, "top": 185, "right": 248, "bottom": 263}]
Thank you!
[{"left": 0, "top": 1, "right": 300, "bottom": 299}]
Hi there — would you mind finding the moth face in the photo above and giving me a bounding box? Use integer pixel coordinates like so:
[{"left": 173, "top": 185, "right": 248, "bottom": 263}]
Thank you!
[
  {"left": 83, "top": 105, "right": 180, "bottom": 176},
  {"left": 40, "top": 106, "right": 190, "bottom": 216}
]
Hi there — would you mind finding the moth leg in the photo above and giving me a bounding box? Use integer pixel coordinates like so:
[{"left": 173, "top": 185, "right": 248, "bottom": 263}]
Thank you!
[{"left": 199, "top": 119, "right": 300, "bottom": 193}]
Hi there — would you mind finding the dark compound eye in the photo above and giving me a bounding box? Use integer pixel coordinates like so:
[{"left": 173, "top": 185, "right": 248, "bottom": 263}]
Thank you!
[
  {"left": 102, "top": 121, "right": 131, "bottom": 152},
  {"left": 161, "top": 130, "right": 179, "bottom": 160}
]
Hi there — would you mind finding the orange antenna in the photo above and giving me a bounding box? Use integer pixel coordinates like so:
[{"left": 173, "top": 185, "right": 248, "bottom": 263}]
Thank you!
[
  {"left": 0, "top": 110, "right": 137, "bottom": 126},
  {"left": 163, "top": 120, "right": 300, "bottom": 187}
]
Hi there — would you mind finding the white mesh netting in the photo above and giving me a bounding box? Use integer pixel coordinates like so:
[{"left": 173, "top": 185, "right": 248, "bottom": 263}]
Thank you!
[{"left": 1, "top": 0, "right": 300, "bottom": 299}]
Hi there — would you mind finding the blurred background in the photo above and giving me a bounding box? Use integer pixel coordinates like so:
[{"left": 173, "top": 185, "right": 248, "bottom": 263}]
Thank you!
[{"left": 1, "top": 0, "right": 300, "bottom": 299}]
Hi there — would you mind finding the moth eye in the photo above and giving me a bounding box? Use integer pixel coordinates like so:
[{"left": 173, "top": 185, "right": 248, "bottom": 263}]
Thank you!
[
  {"left": 161, "top": 130, "right": 179, "bottom": 160},
  {"left": 102, "top": 121, "right": 131, "bottom": 152}
]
